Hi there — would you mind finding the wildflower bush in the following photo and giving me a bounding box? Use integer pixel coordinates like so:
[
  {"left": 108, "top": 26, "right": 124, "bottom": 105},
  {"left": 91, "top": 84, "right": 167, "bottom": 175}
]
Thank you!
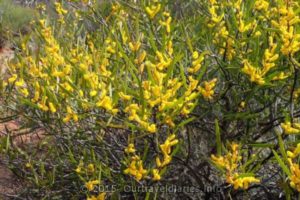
[{"left": 1, "top": 0, "right": 300, "bottom": 199}]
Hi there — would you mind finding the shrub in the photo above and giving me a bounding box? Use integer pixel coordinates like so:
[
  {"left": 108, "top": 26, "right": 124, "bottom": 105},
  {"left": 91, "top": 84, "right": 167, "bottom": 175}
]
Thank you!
[{"left": 1, "top": 0, "right": 300, "bottom": 199}]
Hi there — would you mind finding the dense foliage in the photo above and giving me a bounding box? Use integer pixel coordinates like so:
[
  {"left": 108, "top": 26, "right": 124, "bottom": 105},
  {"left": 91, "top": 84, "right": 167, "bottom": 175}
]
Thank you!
[{"left": 0, "top": 0, "right": 300, "bottom": 199}]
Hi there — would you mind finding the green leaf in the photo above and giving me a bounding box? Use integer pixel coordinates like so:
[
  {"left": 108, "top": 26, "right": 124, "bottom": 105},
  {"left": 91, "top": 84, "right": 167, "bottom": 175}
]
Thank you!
[
  {"left": 174, "top": 117, "right": 195, "bottom": 134},
  {"left": 215, "top": 119, "right": 222, "bottom": 156},
  {"left": 272, "top": 150, "right": 291, "bottom": 176},
  {"left": 247, "top": 143, "right": 275, "bottom": 148},
  {"left": 241, "top": 153, "right": 258, "bottom": 172},
  {"left": 236, "top": 173, "right": 257, "bottom": 178},
  {"left": 277, "top": 132, "right": 289, "bottom": 164},
  {"left": 20, "top": 98, "right": 40, "bottom": 109}
]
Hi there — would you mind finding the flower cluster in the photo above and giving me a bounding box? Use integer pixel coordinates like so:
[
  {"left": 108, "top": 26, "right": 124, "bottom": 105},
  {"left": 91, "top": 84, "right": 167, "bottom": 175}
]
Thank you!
[
  {"left": 124, "top": 155, "right": 147, "bottom": 181},
  {"left": 287, "top": 143, "right": 300, "bottom": 192},
  {"left": 271, "top": 0, "right": 300, "bottom": 56},
  {"left": 123, "top": 134, "right": 179, "bottom": 182},
  {"left": 242, "top": 36, "right": 279, "bottom": 85},
  {"left": 281, "top": 121, "right": 300, "bottom": 134},
  {"left": 54, "top": 2, "right": 67, "bottom": 24},
  {"left": 151, "top": 134, "right": 179, "bottom": 181},
  {"left": 74, "top": 159, "right": 107, "bottom": 199},
  {"left": 205, "top": 0, "right": 299, "bottom": 85},
  {"left": 87, "top": 193, "right": 106, "bottom": 200},
  {"left": 145, "top": 0, "right": 161, "bottom": 19},
  {"left": 207, "top": 1, "right": 234, "bottom": 60},
  {"left": 211, "top": 143, "right": 260, "bottom": 190}
]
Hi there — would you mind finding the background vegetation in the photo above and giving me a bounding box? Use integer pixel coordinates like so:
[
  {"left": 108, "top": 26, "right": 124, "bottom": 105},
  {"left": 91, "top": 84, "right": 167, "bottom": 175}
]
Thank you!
[{"left": 0, "top": 0, "right": 300, "bottom": 199}]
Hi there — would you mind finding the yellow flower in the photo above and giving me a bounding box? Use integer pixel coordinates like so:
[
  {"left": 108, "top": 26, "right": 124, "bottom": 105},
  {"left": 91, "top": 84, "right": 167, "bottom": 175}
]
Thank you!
[
  {"left": 48, "top": 102, "right": 57, "bottom": 113},
  {"left": 272, "top": 1, "right": 300, "bottom": 56},
  {"left": 8, "top": 74, "right": 18, "bottom": 83},
  {"left": 165, "top": 116, "right": 175, "bottom": 128},
  {"left": 87, "top": 193, "right": 106, "bottom": 200},
  {"left": 119, "top": 92, "right": 132, "bottom": 101},
  {"left": 75, "top": 160, "right": 84, "bottom": 174},
  {"left": 152, "top": 169, "right": 161, "bottom": 181},
  {"left": 156, "top": 134, "right": 178, "bottom": 167},
  {"left": 61, "top": 82, "right": 74, "bottom": 92},
  {"left": 20, "top": 88, "right": 29, "bottom": 97},
  {"left": 198, "top": 78, "right": 217, "bottom": 100},
  {"left": 208, "top": 4, "right": 224, "bottom": 27},
  {"left": 147, "top": 124, "right": 157, "bottom": 133},
  {"left": 159, "top": 13, "right": 172, "bottom": 33},
  {"left": 73, "top": 113, "right": 79, "bottom": 122},
  {"left": 254, "top": 0, "right": 269, "bottom": 11},
  {"left": 124, "top": 104, "right": 156, "bottom": 133},
  {"left": 211, "top": 143, "right": 260, "bottom": 190},
  {"left": 54, "top": 2, "right": 67, "bottom": 15},
  {"left": 238, "top": 19, "right": 253, "bottom": 33},
  {"left": 52, "top": 70, "right": 64, "bottom": 77},
  {"left": 211, "top": 143, "right": 240, "bottom": 172},
  {"left": 87, "top": 164, "right": 95, "bottom": 173},
  {"left": 63, "top": 115, "right": 71, "bottom": 123},
  {"left": 240, "top": 101, "right": 246, "bottom": 109},
  {"left": 63, "top": 106, "right": 78, "bottom": 123},
  {"left": 37, "top": 102, "right": 49, "bottom": 112},
  {"left": 15, "top": 79, "right": 25, "bottom": 87},
  {"left": 129, "top": 41, "right": 141, "bottom": 52},
  {"left": 155, "top": 51, "right": 171, "bottom": 71},
  {"left": 145, "top": 3, "right": 161, "bottom": 19},
  {"left": 96, "top": 96, "right": 118, "bottom": 114},
  {"left": 288, "top": 158, "right": 300, "bottom": 192},
  {"left": 97, "top": 193, "right": 106, "bottom": 200},
  {"left": 287, "top": 143, "right": 300, "bottom": 159},
  {"left": 25, "top": 162, "right": 32, "bottom": 168},
  {"left": 188, "top": 51, "right": 206, "bottom": 74},
  {"left": 125, "top": 143, "right": 136, "bottom": 154},
  {"left": 90, "top": 90, "right": 97, "bottom": 97},
  {"left": 85, "top": 180, "right": 100, "bottom": 191},
  {"left": 281, "top": 122, "right": 300, "bottom": 134},
  {"left": 232, "top": 176, "right": 260, "bottom": 190},
  {"left": 242, "top": 60, "right": 265, "bottom": 85},
  {"left": 272, "top": 72, "right": 289, "bottom": 81},
  {"left": 135, "top": 50, "right": 147, "bottom": 65},
  {"left": 254, "top": 31, "right": 261, "bottom": 37},
  {"left": 124, "top": 156, "right": 147, "bottom": 181}
]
